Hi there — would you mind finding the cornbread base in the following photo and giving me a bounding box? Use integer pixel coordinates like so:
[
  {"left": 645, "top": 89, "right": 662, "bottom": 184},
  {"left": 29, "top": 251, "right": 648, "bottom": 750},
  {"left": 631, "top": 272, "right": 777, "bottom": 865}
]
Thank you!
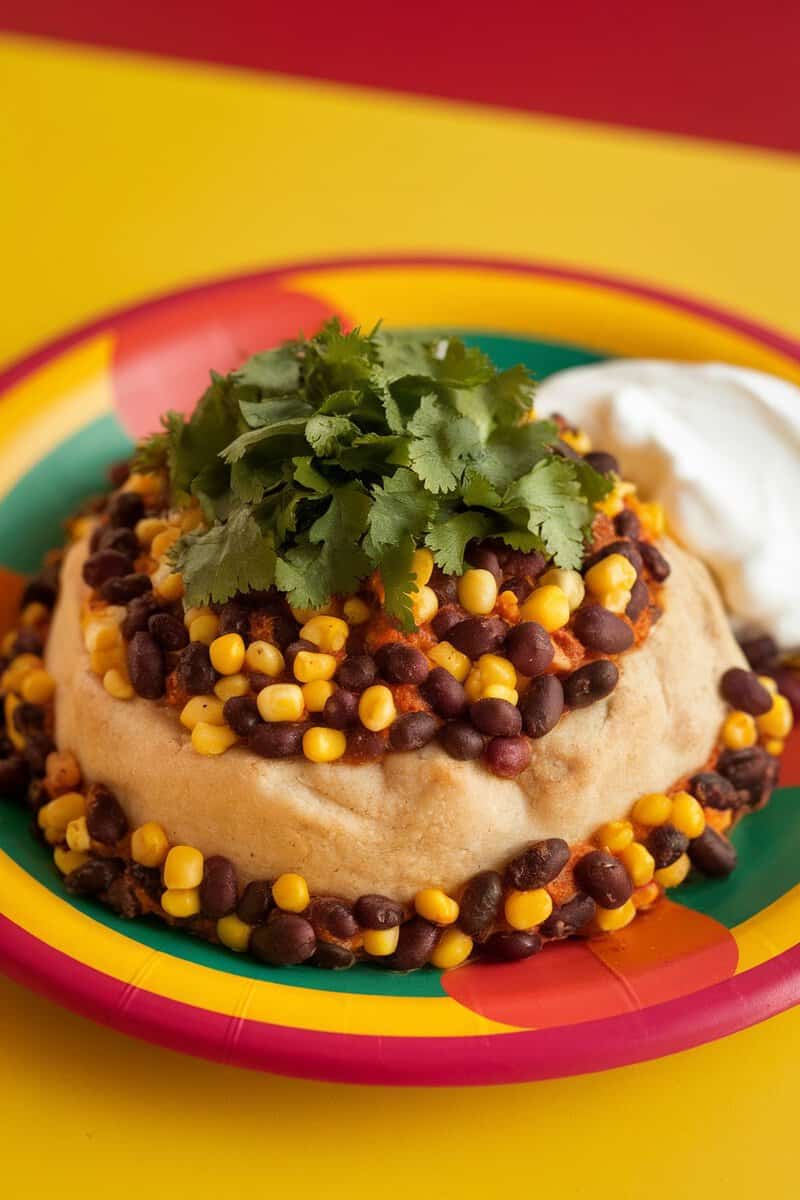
[{"left": 45, "top": 537, "right": 745, "bottom": 902}]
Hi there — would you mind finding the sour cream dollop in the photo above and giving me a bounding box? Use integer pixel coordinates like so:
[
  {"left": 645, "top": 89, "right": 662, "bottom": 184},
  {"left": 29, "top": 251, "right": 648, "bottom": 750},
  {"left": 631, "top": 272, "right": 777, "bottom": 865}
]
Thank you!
[{"left": 536, "top": 360, "right": 800, "bottom": 647}]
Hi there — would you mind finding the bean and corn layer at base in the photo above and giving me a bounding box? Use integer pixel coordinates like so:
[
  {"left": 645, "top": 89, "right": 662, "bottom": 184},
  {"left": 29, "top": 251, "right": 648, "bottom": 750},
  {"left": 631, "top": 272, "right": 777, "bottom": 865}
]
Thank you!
[{"left": 0, "top": 321, "right": 795, "bottom": 973}]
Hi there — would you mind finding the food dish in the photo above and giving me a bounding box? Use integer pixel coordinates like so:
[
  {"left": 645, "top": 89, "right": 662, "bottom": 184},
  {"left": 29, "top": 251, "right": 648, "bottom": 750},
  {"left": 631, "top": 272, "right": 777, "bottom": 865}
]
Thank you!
[{"left": 1, "top": 316, "right": 794, "bottom": 974}]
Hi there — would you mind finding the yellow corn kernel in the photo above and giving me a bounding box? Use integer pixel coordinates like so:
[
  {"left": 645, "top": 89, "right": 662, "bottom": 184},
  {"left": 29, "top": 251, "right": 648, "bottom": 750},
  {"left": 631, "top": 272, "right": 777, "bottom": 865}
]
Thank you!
[
  {"left": 84, "top": 619, "right": 121, "bottom": 653},
  {"left": 600, "top": 586, "right": 633, "bottom": 614},
  {"left": 1, "top": 630, "right": 15, "bottom": 655},
  {"left": 163, "top": 844, "right": 204, "bottom": 890},
  {"left": 618, "top": 841, "right": 655, "bottom": 888},
  {"left": 758, "top": 675, "right": 778, "bottom": 696},
  {"left": 756, "top": 694, "right": 793, "bottom": 740},
  {"left": 124, "top": 470, "right": 162, "bottom": 496},
  {"left": 150, "top": 526, "right": 180, "bottom": 560},
  {"left": 2, "top": 652, "right": 43, "bottom": 693},
  {"left": 721, "top": 710, "right": 757, "bottom": 750},
  {"left": 245, "top": 640, "right": 285, "bottom": 677},
  {"left": 54, "top": 847, "right": 89, "bottom": 876},
  {"left": 585, "top": 553, "right": 638, "bottom": 600},
  {"left": 135, "top": 516, "right": 168, "bottom": 547},
  {"left": 89, "top": 645, "right": 125, "bottom": 676},
  {"left": 183, "top": 605, "right": 214, "bottom": 630},
  {"left": 214, "top": 673, "right": 250, "bottom": 702},
  {"left": 191, "top": 722, "right": 238, "bottom": 756},
  {"left": 670, "top": 791, "right": 706, "bottom": 839},
  {"left": 343, "top": 596, "right": 371, "bottom": 626},
  {"left": 257, "top": 683, "right": 305, "bottom": 722},
  {"left": 189, "top": 613, "right": 220, "bottom": 645},
  {"left": 631, "top": 792, "right": 672, "bottom": 827},
  {"left": 520, "top": 585, "right": 571, "bottom": 632},
  {"left": 477, "top": 654, "right": 517, "bottom": 689},
  {"left": 217, "top": 913, "right": 252, "bottom": 952},
  {"left": 38, "top": 791, "right": 87, "bottom": 833},
  {"left": 20, "top": 668, "right": 55, "bottom": 704},
  {"left": 302, "top": 680, "right": 336, "bottom": 713},
  {"left": 180, "top": 694, "right": 225, "bottom": 729},
  {"left": 415, "top": 888, "right": 460, "bottom": 926},
  {"left": 293, "top": 650, "right": 337, "bottom": 684},
  {"left": 482, "top": 683, "right": 519, "bottom": 704},
  {"left": 465, "top": 668, "right": 484, "bottom": 702},
  {"left": 131, "top": 821, "right": 170, "bottom": 868},
  {"left": 411, "top": 547, "right": 435, "bottom": 588},
  {"left": 21, "top": 601, "right": 49, "bottom": 626},
  {"left": 596, "top": 819, "right": 635, "bottom": 853},
  {"left": 765, "top": 738, "right": 786, "bottom": 757},
  {"left": 561, "top": 428, "right": 592, "bottom": 455},
  {"left": 428, "top": 641, "right": 471, "bottom": 683},
  {"left": 538, "top": 567, "right": 585, "bottom": 612},
  {"left": 595, "top": 479, "right": 636, "bottom": 518},
  {"left": 161, "top": 888, "right": 201, "bottom": 919},
  {"left": 272, "top": 873, "right": 311, "bottom": 912},
  {"left": 594, "top": 898, "right": 636, "bottom": 932},
  {"left": 66, "top": 815, "right": 91, "bottom": 853},
  {"left": 458, "top": 568, "right": 498, "bottom": 616},
  {"left": 637, "top": 501, "right": 666, "bottom": 538},
  {"left": 103, "top": 668, "right": 134, "bottom": 700},
  {"left": 358, "top": 684, "right": 397, "bottom": 732},
  {"left": 300, "top": 615, "right": 349, "bottom": 653},
  {"left": 412, "top": 585, "right": 439, "bottom": 625},
  {"left": 504, "top": 888, "right": 553, "bottom": 930},
  {"left": 303, "top": 725, "right": 347, "bottom": 763},
  {"left": 290, "top": 603, "right": 334, "bottom": 623},
  {"left": 654, "top": 853, "right": 691, "bottom": 889},
  {"left": 155, "top": 571, "right": 184, "bottom": 602},
  {"left": 633, "top": 881, "right": 661, "bottom": 911},
  {"left": 430, "top": 928, "right": 474, "bottom": 970},
  {"left": 209, "top": 632, "right": 246, "bottom": 675},
  {"left": 362, "top": 926, "right": 400, "bottom": 957}
]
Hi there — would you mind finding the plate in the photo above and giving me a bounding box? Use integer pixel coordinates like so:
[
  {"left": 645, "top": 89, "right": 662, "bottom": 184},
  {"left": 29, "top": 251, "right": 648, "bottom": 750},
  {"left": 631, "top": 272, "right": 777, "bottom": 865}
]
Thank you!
[{"left": 1, "top": 256, "right": 799, "bottom": 1085}]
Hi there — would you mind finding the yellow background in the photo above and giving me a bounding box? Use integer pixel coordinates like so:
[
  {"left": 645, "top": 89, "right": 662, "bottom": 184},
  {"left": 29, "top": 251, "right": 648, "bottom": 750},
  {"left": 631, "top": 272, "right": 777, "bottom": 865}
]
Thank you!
[{"left": 2, "top": 34, "right": 800, "bottom": 1198}]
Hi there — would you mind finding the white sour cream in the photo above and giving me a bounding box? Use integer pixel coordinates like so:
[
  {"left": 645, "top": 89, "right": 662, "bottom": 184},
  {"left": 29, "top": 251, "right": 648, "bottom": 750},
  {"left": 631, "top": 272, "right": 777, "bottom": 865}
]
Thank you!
[{"left": 536, "top": 360, "right": 800, "bottom": 647}]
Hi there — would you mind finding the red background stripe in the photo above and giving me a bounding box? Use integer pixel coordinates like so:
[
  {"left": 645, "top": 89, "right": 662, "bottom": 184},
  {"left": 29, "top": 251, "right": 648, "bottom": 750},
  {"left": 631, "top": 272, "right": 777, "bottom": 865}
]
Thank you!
[{"left": 3, "top": 1, "right": 800, "bottom": 153}]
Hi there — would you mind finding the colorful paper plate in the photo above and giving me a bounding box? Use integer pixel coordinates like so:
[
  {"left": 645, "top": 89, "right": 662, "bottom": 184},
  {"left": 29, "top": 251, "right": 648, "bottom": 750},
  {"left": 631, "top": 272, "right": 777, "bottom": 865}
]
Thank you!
[{"left": 1, "top": 257, "right": 799, "bottom": 1085}]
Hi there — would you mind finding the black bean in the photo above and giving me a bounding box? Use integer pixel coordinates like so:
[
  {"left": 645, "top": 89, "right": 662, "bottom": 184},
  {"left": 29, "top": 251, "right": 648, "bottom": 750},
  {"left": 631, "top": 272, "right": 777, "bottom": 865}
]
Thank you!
[
  {"left": 220, "top": 695, "right": 259, "bottom": 737},
  {"left": 247, "top": 671, "right": 272, "bottom": 693},
  {"left": 101, "top": 572, "right": 153, "bottom": 605},
  {"left": 429, "top": 568, "right": 458, "bottom": 606},
  {"left": 715, "top": 748, "right": 775, "bottom": 798},
  {"left": 646, "top": 824, "right": 689, "bottom": 869},
  {"left": 284, "top": 639, "right": 316, "bottom": 670},
  {"left": 519, "top": 674, "right": 564, "bottom": 739},
  {"left": 82, "top": 549, "right": 134, "bottom": 590},
  {"left": 336, "top": 655, "right": 377, "bottom": 692},
  {"left": 389, "top": 711, "right": 438, "bottom": 751},
  {"left": 540, "top": 893, "right": 597, "bottom": 939},
  {"left": 431, "top": 606, "right": 466, "bottom": 641},
  {"left": 572, "top": 606, "right": 634, "bottom": 654},
  {"left": 267, "top": 610, "right": 302, "bottom": 650},
  {"left": 574, "top": 850, "right": 632, "bottom": 909},
  {"left": 485, "top": 735, "right": 532, "bottom": 778},
  {"left": 311, "top": 898, "right": 358, "bottom": 940},
  {"left": 614, "top": 508, "right": 641, "bottom": 539},
  {"left": 251, "top": 913, "right": 316, "bottom": 965},
  {"left": 503, "top": 550, "right": 547, "bottom": 581},
  {"left": 323, "top": 690, "right": 359, "bottom": 730},
  {"left": 97, "top": 525, "right": 140, "bottom": 559},
  {"left": 769, "top": 667, "right": 800, "bottom": 719},
  {"left": 438, "top": 720, "right": 484, "bottom": 761},
  {"left": 147, "top": 612, "right": 189, "bottom": 651},
  {"left": 105, "top": 872, "right": 144, "bottom": 918},
  {"left": 249, "top": 722, "right": 307, "bottom": 758},
  {"left": 584, "top": 450, "right": 620, "bottom": 476},
  {"left": 448, "top": 616, "right": 507, "bottom": 659},
  {"left": 237, "top": 879, "right": 274, "bottom": 925},
  {"left": 504, "top": 621, "right": 554, "bottom": 677},
  {"left": 12, "top": 628, "right": 44, "bottom": 657},
  {"left": 637, "top": 540, "right": 671, "bottom": 582},
  {"left": 64, "top": 857, "right": 123, "bottom": 897},
  {"left": 421, "top": 667, "right": 467, "bottom": 718},
  {"left": 689, "top": 827, "right": 738, "bottom": 877},
  {"left": 174, "top": 642, "right": 216, "bottom": 695},
  {"left": 720, "top": 667, "right": 773, "bottom": 716},
  {"left": 583, "top": 540, "right": 643, "bottom": 576},
  {"left": 130, "top": 862, "right": 163, "bottom": 903},
  {"left": 563, "top": 660, "right": 619, "bottom": 708},
  {"left": 217, "top": 600, "right": 250, "bottom": 639},
  {"left": 386, "top": 918, "right": 440, "bottom": 971},
  {"left": 310, "top": 942, "right": 356, "bottom": 970},
  {"left": 484, "top": 930, "right": 542, "bottom": 961},
  {"left": 625, "top": 576, "right": 649, "bottom": 622},
  {"left": 12, "top": 702, "right": 45, "bottom": 736},
  {"left": 376, "top": 643, "right": 430, "bottom": 685},
  {"left": 689, "top": 770, "right": 741, "bottom": 810},
  {"left": 23, "top": 732, "right": 55, "bottom": 775},
  {"left": 346, "top": 727, "right": 386, "bottom": 761},
  {"left": 86, "top": 783, "right": 128, "bottom": 845},
  {"left": 466, "top": 544, "right": 503, "bottom": 584},
  {"left": 458, "top": 870, "right": 504, "bottom": 938},
  {"left": 121, "top": 593, "right": 160, "bottom": 640},
  {"left": 470, "top": 697, "right": 522, "bottom": 737},
  {"left": 200, "top": 855, "right": 238, "bottom": 918},
  {"left": 107, "top": 490, "right": 144, "bottom": 528},
  {"left": 21, "top": 575, "right": 58, "bottom": 610},
  {"left": 738, "top": 635, "right": 779, "bottom": 672},
  {"left": 0, "top": 755, "right": 30, "bottom": 798},
  {"left": 499, "top": 576, "right": 532, "bottom": 603},
  {"left": 354, "top": 894, "right": 404, "bottom": 929},
  {"left": 108, "top": 459, "right": 131, "bottom": 489},
  {"left": 127, "top": 631, "right": 166, "bottom": 699},
  {"left": 505, "top": 838, "right": 570, "bottom": 891}
]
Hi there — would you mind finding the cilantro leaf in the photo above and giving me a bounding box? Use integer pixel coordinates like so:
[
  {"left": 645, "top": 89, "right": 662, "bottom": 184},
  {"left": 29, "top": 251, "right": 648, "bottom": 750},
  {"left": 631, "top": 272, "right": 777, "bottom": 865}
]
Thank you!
[
  {"left": 425, "top": 511, "right": 493, "bottom": 575},
  {"left": 378, "top": 535, "right": 417, "bottom": 631},
  {"left": 365, "top": 469, "right": 438, "bottom": 559},
  {"left": 407, "top": 394, "right": 479, "bottom": 494},
  {"left": 305, "top": 413, "right": 359, "bottom": 457},
  {"left": 235, "top": 343, "right": 301, "bottom": 394},
  {"left": 480, "top": 420, "right": 558, "bottom": 491},
  {"left": 173, "top": 507, "right": 276, "bottom": 606},
  {"left": 502, "top": 457, "right": 592, "bottom": 569}
]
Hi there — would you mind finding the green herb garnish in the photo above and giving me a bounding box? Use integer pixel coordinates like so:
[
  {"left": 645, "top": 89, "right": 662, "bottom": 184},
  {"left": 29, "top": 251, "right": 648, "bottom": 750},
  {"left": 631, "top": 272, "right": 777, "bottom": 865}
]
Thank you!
[{"left": 136, "top": 320, "right": 611, "bottom": 629}]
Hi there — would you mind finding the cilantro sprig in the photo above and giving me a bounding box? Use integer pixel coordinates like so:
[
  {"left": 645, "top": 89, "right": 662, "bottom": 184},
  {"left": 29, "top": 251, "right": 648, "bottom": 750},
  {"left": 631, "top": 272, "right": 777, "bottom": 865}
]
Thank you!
[{"left": 136, "top": 320, "right": 611, "bottom": 629}]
